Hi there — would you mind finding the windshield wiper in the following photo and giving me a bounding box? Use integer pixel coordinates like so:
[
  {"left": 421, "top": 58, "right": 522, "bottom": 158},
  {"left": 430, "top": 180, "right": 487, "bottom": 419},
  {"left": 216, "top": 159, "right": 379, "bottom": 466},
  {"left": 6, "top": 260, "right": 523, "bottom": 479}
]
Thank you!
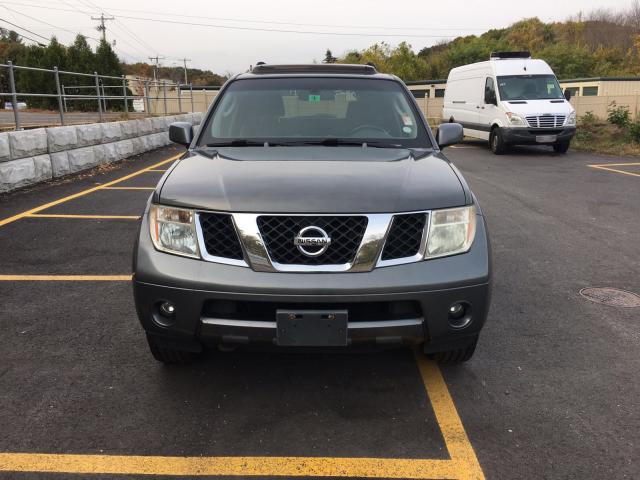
[
  {"left": 202, "top": 140, "right": 268, "bottom": 147},
  {"left": 277, "top": 139, "right": 406, "bottom": 148}
]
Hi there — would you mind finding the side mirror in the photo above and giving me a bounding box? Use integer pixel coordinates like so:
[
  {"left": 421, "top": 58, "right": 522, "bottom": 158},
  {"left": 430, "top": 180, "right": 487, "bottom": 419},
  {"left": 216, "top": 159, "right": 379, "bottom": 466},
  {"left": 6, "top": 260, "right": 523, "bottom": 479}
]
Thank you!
[
  {"left": 169, "top": 122, "right": 193, "bottom": 147},
  {"left": 436, "top": 123, "right": 464, "bottom": 149},
  {"left": 485, "top": 92, "right": 497, "bottom": 106},
  {"left": 564, "top": 89, "right": 572, "bottom": 101}
]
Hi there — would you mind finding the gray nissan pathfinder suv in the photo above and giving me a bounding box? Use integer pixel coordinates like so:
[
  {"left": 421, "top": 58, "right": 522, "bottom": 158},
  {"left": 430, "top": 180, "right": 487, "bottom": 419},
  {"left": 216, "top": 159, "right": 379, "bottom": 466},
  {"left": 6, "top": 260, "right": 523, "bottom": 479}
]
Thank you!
[{"left": 133, "top": 64, "right": 491, "bottom": 364}]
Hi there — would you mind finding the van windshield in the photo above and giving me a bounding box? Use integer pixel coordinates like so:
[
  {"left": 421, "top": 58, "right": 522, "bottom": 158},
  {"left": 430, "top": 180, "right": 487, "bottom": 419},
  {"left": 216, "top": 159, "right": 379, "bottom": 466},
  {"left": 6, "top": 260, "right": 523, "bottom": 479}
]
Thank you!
[
  {"left": 198, "top": 77, "right": 431, "bottom": 148},
  {"left": 497, "top": 75, "right": 564, "bottom": 101}
]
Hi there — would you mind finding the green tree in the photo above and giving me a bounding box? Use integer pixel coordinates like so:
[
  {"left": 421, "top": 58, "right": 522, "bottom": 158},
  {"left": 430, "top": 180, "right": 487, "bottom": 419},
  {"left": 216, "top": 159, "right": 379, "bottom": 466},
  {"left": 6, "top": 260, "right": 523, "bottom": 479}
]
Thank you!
[
  {"left": 95, "top": 39, "right": 124, "bottom": 110},
  {"left": 66, "top": 35, "right": 96, "bottom": 110},
  {"left": 323, "top": 49, "right": 337, "bottom": 63}
]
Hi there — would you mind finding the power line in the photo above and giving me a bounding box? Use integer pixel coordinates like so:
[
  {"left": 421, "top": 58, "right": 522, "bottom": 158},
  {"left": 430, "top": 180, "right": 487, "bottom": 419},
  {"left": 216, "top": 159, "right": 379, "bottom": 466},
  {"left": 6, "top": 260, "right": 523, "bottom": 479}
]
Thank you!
[
  {"left": 3, "top": 4, "right": 101, "bottom": 43},
  {"left": 0, "top": 13, "right": 48, "bottom": 40},
  {"left": 30, "top": 0, "right": 492, "bottom": 32},
  {"left": 0, "top": 1, "right": 478, "bottom": 38},
  {"left": 0, "top": 18, "right": 46, "bottom": 45}
]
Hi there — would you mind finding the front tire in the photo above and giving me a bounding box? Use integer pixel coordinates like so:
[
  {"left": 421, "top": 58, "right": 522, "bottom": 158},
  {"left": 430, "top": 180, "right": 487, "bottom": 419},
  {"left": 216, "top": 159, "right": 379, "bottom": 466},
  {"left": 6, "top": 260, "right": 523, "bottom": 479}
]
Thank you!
[
  {"left": 553, "top": 141, "right": 570, "bottom": 153},
  {"left": 489, "top": 128, "right": 507, "bottom": 155},
  {"left": 146, "top": 334, "right": 199, "bottom": 365},
  {"left": 427, "top": 336, "right": 478, "bottom": 364}
]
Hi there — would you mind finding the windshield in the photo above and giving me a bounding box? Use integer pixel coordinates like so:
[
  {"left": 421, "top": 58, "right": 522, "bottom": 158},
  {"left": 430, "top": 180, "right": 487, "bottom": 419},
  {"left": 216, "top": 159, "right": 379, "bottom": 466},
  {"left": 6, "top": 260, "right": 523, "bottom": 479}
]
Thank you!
[
  {"left": 497, "top": 75, "right": 564, "bottom": 101},
  {"left": 198, "top": 77, "right": 431, "bottom": 148}
]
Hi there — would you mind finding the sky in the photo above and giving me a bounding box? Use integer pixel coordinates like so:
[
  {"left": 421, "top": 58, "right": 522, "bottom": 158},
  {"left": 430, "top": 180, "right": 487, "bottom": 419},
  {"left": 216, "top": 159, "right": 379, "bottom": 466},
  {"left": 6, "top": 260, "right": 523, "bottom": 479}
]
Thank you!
[{"left": 0, "top": 0, "right": 634, "bottom": 75}]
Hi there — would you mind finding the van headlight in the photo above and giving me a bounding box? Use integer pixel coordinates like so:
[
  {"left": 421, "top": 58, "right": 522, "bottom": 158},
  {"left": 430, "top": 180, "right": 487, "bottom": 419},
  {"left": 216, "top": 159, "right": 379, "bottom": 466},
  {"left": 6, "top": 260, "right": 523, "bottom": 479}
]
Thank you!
[
  {"left": 567, "top": 112, "right": 576, "bottom": 126},
  {"left": 506, "top": 112, "right": 526, "bottom": 126},
  {"left": 425, "top": 206, "right": 477, "bottom": 259},
  {"left": 149, "top": 205, "right": 200, "bottom": 258}
]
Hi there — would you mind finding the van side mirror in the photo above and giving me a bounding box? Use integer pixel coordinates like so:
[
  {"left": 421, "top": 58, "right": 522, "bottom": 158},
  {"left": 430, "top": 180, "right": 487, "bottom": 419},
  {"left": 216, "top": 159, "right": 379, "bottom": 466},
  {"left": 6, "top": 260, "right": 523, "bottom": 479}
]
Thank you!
[
  {"left": 169, "top": 122, "right": 194, "bottom": 147},
  {"left": 564, "top": 89, "right": 572, "bottom": 101},
  {"left": 437, "top": 123, "right": 464, "bottom": 149},
  {"left": 485, "top": 91, "right": 497, "bottom": 106}
]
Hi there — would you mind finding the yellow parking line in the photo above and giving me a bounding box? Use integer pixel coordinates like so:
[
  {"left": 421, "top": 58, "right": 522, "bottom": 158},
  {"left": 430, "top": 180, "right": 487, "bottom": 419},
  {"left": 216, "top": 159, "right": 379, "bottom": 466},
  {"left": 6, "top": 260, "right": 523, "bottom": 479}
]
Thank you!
[
  {"left": 589, "top": 162, "right": 640, "bottom": 167},
  {"left": 0, "top": 356, "right": 482, "bottom": 478},
  {"left": 25, "top": 214, "right": 140, "bottom": 220},
  {"left": 588, "top": 164, "right": 640, "bottom": 178},
  {"left": 0, "top": 154, "right": 181, "bottom": 230},
  {"left": 0, "top": 454, "right": 458, "bottom": 478},
  {"left": 0, "top": 275, "right": 132, "bottom": 281},
  {"left": 101, "top": 187, "right": 156, "bottom": 190},
  {"left": 416, "top": 353, "right": 485, "bottom": 479}
]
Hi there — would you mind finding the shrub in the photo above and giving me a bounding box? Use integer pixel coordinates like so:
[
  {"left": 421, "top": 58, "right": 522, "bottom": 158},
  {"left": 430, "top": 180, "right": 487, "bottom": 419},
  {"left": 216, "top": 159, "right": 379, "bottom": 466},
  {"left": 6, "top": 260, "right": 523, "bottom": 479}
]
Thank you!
[
  {"left": 607, "top": 102, "right": 631, "bottom": 127},
  {"left": 580, "top": 111, "right": 597, "bottom": 126},
  {"left": 628, "top": 119, "right": 640, "bottom": 142}
]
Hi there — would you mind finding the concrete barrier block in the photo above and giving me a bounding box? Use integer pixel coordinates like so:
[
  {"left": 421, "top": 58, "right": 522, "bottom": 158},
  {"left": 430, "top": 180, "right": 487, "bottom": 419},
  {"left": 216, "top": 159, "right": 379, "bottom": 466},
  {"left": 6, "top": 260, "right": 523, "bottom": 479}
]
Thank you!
[
  {"left": 119, "top": 120, "right": 138, "bottom": 138},
  {"left": 136, "top": 118, "right": 153, "bottom": 135},
  {"left": 47, "top": 126, "right": 78, "bottom": 153},
  {"left": 33, "top": 154, "right": 53, "bottom": 182},
  {"left": 68, "top": 146, "right": 99, "bottom": 173},
  {"left": 50, "top": 151, "right": 70, "bottom": 177},
  {"left": 114, "top": 139, "right": 134, "bottom": 159},
  {"left": 75, "top": 123, "right": 103, "bottom": 147},
  {"left": 0, "top": 156, "right": 51, "bottom": 192},
  {"left": 8, "top": 128, "right": 47, "bottom": 158},
  {"left": 93, "top": 144, "right": 106, "bottom": 164},
  {"left": 132, "top": 136, "right": 151, "bottom": 155},
  {"left": 102, "top": 143, "right": 119, "bottom": 163},
  {"left": 0, "top": 133, "right": 10, "bottom": 162},
  {"left": 150, "top": 117, "right": 167, "bottom": 133},
  {"left": 101, "top": 122, "right": 123, "bottom": 143}
]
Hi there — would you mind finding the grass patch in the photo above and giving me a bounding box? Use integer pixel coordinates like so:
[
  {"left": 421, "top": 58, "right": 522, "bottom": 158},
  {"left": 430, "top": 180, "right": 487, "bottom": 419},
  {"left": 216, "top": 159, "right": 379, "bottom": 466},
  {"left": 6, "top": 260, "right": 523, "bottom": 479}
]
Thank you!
[{"left": 573, "top": 120, "right": 640, "bottom": 157}]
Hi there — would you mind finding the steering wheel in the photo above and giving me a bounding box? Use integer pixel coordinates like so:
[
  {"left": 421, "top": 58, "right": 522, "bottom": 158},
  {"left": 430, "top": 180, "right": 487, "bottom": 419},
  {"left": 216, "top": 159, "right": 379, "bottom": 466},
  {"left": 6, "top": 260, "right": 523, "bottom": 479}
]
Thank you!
[{"left": 349, "top": 125, "right": 390, "bottom": 137}]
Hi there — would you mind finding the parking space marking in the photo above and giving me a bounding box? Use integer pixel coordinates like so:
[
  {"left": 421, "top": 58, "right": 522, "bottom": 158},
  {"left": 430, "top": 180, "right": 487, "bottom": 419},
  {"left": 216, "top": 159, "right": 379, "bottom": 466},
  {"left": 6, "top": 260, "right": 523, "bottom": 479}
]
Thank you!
[
  {"left": 0, "top": 355, "right": 483, "bottom": 479},
  {"left": 0, "top": 275, "right": 132, "bottom": 281},
  {"left": 588, "top": 162, "right": 640, "bottom": 178},
  {"left": 101, "top": 186, "right": 156, "bottom": 191},
  {"left": 25, "top": 214, "right": 140, "bottom": 220},
  {"left": 0, "top": 154, "right": 181, "bottom": 230}
]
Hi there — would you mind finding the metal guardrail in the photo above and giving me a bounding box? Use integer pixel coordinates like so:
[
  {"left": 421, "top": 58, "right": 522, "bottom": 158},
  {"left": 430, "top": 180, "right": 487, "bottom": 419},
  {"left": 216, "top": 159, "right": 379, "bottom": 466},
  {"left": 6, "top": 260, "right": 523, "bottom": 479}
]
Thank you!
[{"left": 0, "top": 61, "right": 207, "bottom": 130}]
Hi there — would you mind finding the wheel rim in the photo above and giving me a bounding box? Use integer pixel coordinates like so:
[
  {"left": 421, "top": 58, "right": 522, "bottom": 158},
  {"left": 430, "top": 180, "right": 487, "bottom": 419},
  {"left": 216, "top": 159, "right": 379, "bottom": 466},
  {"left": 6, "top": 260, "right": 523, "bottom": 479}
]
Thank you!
[{"left": 491, "top": 133, "right": 497, "bottom": 150}]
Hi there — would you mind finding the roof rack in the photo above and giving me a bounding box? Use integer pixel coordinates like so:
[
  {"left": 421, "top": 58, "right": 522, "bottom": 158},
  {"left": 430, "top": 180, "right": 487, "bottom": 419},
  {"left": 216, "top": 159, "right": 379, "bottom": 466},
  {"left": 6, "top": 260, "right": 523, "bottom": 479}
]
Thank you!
[
  {"left": 251, "top": 63, "right": 378, "bottom": 75},
  {"left": 490, "top": 51, "right": 531, "bottom": 60}
]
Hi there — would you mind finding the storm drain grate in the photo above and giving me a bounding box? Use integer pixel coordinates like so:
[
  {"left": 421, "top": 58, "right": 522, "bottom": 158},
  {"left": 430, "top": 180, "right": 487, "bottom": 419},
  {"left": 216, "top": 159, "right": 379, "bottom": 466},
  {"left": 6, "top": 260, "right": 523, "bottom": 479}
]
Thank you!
[{"left": 579, "top": 287, "right": 640, "bottom": 308}]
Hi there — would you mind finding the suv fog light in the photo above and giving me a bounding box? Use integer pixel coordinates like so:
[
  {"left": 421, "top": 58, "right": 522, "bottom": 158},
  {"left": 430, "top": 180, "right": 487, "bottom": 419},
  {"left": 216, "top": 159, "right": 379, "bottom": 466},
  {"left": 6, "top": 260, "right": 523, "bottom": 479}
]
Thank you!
[
  {"left": 448, "top": 302, "right": 472, "bottom": 329},
  {"left": 159, "top": 301, "right": 176, "bottom": 317}
]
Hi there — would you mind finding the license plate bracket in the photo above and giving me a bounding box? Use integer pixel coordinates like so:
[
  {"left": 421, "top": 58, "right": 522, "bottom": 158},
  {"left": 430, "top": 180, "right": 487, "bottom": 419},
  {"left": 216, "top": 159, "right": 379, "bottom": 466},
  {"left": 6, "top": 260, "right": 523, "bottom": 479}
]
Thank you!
[
  {"left": 276, "top": 310, "right": 348, "bottom": 346},
  {"left": 536, "top": 134, "right": 557, "bottom": 143}
]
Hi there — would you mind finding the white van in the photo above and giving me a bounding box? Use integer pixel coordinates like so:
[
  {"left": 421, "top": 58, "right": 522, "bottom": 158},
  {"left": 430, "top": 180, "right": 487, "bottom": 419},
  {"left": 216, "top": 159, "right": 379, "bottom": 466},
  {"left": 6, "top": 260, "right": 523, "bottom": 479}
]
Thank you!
[{"left": 443, "top": 52, "right": 576, "bottom": 154}]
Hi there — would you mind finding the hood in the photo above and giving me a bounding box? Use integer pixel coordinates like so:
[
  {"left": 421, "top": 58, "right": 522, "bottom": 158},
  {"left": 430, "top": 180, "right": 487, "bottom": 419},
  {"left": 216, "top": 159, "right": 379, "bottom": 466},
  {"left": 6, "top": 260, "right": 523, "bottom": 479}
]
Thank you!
[
  {"left": 502, "top": 99, "right": 574, "bottom": 116},
  {"left": 158, "top": 146, "right": 468, "bottom": 213}
]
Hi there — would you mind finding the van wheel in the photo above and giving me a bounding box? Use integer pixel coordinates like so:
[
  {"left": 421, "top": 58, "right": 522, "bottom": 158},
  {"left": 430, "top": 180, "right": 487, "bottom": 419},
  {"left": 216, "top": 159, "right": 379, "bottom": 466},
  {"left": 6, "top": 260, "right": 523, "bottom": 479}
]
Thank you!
[
  {"left": 427, "top": 336, "right": 478, "bottom": 364},
  {"left": 489, "top": 128, "right": 507, "bottom": 155},
  {"left": 553, "top": 141, "right": 570, "bottom": 153},
  {"left": 146, "top": 335, "right": 199, "bottom": 365}
]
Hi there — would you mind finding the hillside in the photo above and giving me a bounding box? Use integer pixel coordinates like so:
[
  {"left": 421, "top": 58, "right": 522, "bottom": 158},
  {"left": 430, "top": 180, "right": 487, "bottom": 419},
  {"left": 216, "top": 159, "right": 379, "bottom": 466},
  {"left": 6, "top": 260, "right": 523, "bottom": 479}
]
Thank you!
[{"left": 334, "top": 5, "right": 640, "bottom": 81}]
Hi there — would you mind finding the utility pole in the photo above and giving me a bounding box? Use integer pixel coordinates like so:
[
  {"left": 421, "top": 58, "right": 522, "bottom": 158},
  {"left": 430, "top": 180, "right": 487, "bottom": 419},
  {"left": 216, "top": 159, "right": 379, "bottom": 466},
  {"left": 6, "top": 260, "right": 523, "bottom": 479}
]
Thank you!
[
  {"left": 91, "top": 13, "right": 114, "bottom": 42},
  {"left": 148, "top": 55, "right": 165, "bottom": 83},
  {"left": 179, "top": 57, "right": 191, "bottom": 84}
]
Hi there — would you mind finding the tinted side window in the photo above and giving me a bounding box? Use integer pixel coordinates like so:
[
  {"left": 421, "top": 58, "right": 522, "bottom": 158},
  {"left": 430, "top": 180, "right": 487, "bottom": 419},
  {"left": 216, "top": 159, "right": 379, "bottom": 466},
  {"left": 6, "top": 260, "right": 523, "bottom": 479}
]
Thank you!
[{"left": 484, "top": 77, "right": 496, "bottom": 104}]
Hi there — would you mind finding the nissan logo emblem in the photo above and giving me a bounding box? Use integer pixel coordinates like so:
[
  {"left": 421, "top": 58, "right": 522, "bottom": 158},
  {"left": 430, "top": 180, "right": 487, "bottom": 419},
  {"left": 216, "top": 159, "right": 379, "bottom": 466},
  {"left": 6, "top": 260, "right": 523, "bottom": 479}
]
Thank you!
[{"left": 293, "top": 226, "right": 331, "bottom": 257}]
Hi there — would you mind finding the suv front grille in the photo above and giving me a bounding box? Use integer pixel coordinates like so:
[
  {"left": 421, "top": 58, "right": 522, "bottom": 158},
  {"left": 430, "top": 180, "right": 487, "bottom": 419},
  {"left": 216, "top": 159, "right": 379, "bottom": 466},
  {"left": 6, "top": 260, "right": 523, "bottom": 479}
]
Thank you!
[
  {"left": 381, "top": 213, "right": 427, "bottom": 260},
  {"left": 257, "top": 216, "right": 368, "bottom": 265},
  {"left": 199, "top": 213, "right": 244, "bottom": 260},
  {"left": 525, "top": 115, "right": 566, "bottom": 128}
]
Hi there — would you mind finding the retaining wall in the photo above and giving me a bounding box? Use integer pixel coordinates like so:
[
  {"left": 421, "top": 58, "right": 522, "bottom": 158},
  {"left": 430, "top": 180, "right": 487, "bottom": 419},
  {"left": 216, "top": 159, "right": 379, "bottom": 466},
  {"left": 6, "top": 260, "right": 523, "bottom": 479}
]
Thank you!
[{"left": 0, "top": 113, "right": 203, "bottom": 193}]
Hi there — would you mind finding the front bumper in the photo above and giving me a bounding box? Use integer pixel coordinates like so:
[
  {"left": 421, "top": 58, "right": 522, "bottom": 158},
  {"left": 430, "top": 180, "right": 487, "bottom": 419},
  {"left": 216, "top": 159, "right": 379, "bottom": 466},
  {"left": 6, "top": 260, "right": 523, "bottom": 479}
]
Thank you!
[
  {"left": 133, "top": 214, "right": 491, "bottom": 354},
  {"left": 501, "top": 126, "right": 576, "bottom": 145}
]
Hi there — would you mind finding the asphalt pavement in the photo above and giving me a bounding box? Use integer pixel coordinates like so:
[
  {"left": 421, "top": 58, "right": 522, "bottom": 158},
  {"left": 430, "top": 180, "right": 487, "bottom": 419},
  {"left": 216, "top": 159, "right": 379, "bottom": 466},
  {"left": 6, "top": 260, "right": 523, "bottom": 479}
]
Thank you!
[{"left": 0, "top": 141, "right": 638, "bottom": 479}]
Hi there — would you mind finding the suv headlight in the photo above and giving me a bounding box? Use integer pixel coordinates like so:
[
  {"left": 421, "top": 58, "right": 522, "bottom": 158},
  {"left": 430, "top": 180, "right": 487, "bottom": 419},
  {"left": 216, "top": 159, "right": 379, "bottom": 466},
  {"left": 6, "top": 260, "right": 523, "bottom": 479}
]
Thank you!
[
  {"left": 425, "top": 206, "right": 476, "bottom": 259},
  {"left": 567, "top": 112, "right": 576, "bottom": 126},
  {"left": 149, "top": 205, "right": 200, "bottom": 258},
  {"left": 506, "top": 112, "right": 526, "bottom": 126}
]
